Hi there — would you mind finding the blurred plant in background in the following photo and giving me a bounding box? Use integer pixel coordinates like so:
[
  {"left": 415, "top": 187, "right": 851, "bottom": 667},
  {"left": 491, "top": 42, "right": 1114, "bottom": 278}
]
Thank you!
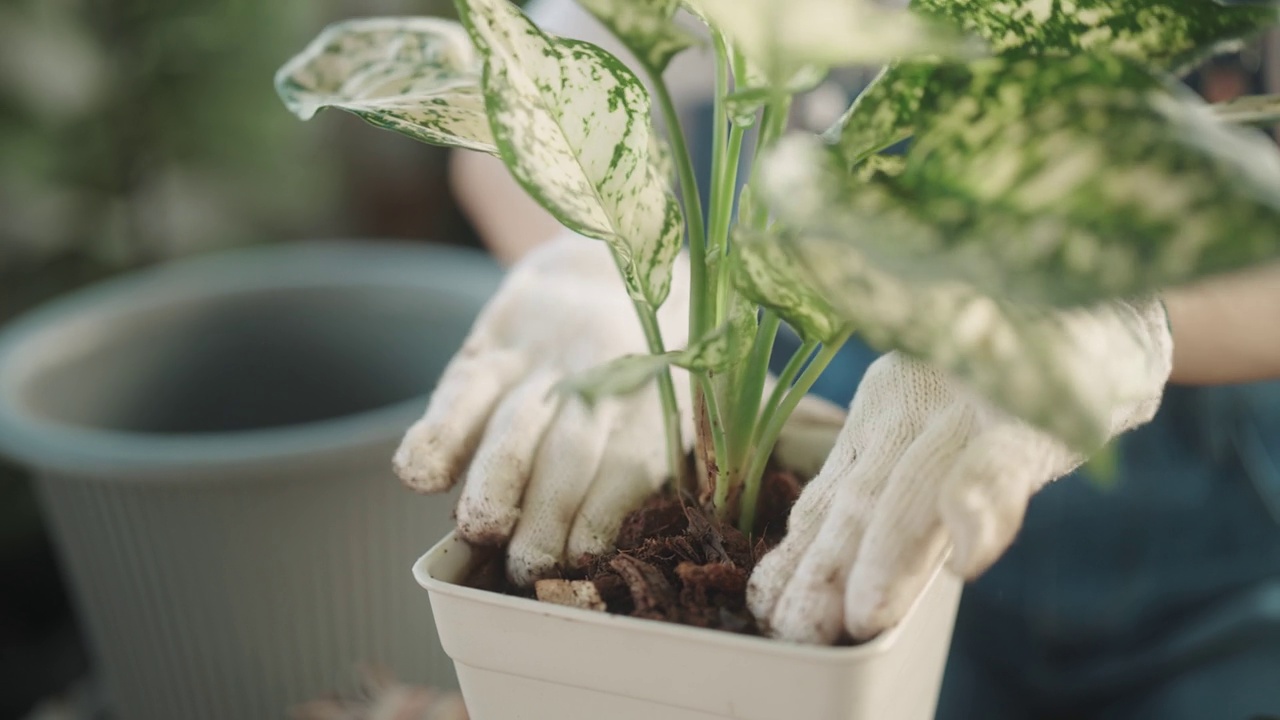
[{"left": 0, "top": 0, "right": 479, "bottom": 315}]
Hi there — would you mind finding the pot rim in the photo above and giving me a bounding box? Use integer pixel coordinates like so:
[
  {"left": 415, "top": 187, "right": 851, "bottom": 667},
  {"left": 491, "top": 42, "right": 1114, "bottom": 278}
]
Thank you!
[
  {"left": 0, "top": 239, "right": 502, "bottom": 479},
  {"left": 414, "top": 530, "right": 946, "bottom": 661}
]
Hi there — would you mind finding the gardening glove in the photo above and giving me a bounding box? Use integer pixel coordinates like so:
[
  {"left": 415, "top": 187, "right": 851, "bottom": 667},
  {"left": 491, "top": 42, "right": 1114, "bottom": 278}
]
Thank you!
[
  {"left": 393, "top": 230, "right": 694, "bottom": 586},
  {"left": 393, "top": 230, "right": 848, "bottom": 586},
  {"left": 748, "top": 298, "right": 1173, "bottom": 645}
]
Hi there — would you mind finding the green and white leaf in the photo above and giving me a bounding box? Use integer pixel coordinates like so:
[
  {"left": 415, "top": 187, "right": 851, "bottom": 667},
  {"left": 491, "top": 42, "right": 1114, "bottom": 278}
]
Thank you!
[
  {"left": 824, "top": 62, "right": 938, "bottom": 169},
  {"left": 1214, "top": 92, "right": 1280, "bottom": 127},
  {"left": 683, "top": 0, "right": 982, "bottom": 90},
  {"left": 758, "top": 230, "right": 1165, "bottom": 450},
  {"left": 827, "top": 0, "right": 1278, "bottom": 170},
  {"left": 275, "top": 17, "right": 496, "bottom": 154},
  {"left": 456, "top": 0, "right": 683, "bottom": 307},
  {"left": 556, "top": 317, "right": 754, "bottom": 404},
  {"left": 912, "top": 0, "right": 1278, "bottom": 71},
  {"left": 733, "top": 226, "right": 847, "bottom": 344},
  {"left": 556, "top": 353, "right": 679, "bottom": 406},
  {"left": 650, "top": 133, "right": 676, "bottom": 184},
  {"left": 765, "top": 55, "right": 1280, "bottom": 307},
  {"left": 727, "top": 65, "right": 828, "bottom": 127},
  {"left": 575, "top": 0, "right": 698, "bottom": 71}
]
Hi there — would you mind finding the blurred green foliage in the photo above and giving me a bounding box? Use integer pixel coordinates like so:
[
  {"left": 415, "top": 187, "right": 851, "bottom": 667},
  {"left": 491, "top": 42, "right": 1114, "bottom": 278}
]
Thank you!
[
  {"left": 2, "top": 1, "right": 329, "bottom": 272},
  {"left": 0, "top": 0, "right": 476, "bottom": 316}
]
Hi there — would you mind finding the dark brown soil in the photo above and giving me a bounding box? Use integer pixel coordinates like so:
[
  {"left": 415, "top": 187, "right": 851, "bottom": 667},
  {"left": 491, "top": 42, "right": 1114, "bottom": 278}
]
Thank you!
[{"left": 463, "top": 467, "right": 803, "bottom": 637}]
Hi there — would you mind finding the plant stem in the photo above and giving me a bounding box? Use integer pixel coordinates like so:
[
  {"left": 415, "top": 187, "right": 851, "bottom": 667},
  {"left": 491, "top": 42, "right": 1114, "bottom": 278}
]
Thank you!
[
  {"left": 702, "top": 374, "right": 730, "bottom": 501},
  {"left": 644, "top": 66, "right": 709, "bottom": 341},
  {"left": 727, "top": 310, "right": 781, "bottom": 474},
  {"left": 752, "top": 96, "right": 792, "bottom": 183},
  {"left": 715, "top": 97, "right": 795, "bottom": 499},
  {"left": 738, "top": 330, "right": 852, "bottom": 533},
  {"left": 634, "top": 302, "right": 687, "bottom": 487},
  {"left": 642, "top": 65, "right": 710, "bottom": 491},
  {"left": 707, "top": 32, "right": 735, "bottom": 328},
  {"left": 709, "top": 40, "right": 748, "bottom": 326},
  {"left": 753, "top": 338, "right": 818, "bottom": 449}
]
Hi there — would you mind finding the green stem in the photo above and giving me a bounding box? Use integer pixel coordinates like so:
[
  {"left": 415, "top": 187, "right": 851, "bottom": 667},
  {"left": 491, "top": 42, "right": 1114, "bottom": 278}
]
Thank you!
[
  {"left": 753, "top": 338, "right": 818, "bottom": 450},
  {"left": 645, "top": 66, "right": 709, "bottom": 340},
  {"left": 722, "top": 96, "right": 794, "bottom": 474},
  {"left": 713, "top": 125, "right": 746, "bottom": 325},
  {"left": 703, "top": 374, "right": 731, "bottom": 511},
  {"left": 756, "top": 96, "right": 791, "bottom": 166},
  {"left": 727, "top": 310, "right": 781, "bottom": 473},
  {"left": 635, "top": 303, "right": 687, "bottom": 487},
  {"left": 706, "top": 33, "right": 731, "bottom": 324},
  {"left": 738, "top": 330, "right": 852, "bottom": 533},
  {"left": 709, "top": 40, "right": 747, "bottom": 326},
  {"left": 642, "top": 66, "right": 713, "bottom": 491}
]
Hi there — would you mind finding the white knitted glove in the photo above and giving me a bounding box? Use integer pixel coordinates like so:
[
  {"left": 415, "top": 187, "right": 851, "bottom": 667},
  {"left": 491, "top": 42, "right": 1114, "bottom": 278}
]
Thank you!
[
  {"left": 394, "top": 231, "right": 693, "bottom": 585},
  {"left": 748, "top": 298, "right": 1173, "bottom": 644},
  {"left": 394, "top": 231, "right": 849, "bottom": 586}
]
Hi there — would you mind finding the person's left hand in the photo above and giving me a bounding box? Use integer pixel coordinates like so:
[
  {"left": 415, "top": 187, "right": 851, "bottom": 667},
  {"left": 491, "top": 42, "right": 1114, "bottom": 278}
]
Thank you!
[{"left": 747, "top": 298, "right": 1173, "bottom": 644}]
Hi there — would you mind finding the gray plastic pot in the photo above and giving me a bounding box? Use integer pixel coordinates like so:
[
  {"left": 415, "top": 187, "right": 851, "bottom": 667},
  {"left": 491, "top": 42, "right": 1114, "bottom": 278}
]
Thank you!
[{"left": 0, "top": 240, "right": 503, "bottom": 720}]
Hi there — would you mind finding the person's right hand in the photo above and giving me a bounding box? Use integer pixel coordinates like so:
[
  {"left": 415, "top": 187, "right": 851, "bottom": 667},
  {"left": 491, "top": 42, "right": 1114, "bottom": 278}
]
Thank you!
[{"left": 393, "top": 231, "right": 693, "bottom": 586}]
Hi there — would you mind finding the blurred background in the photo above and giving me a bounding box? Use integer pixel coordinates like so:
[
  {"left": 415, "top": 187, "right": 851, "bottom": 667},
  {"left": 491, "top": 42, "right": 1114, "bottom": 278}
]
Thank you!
[
  {"left": 0, "top": 1, "right": 486, "bottom": 717},
  {"left": 0, "top": 1, "right": 1275, "bottom": 718}
]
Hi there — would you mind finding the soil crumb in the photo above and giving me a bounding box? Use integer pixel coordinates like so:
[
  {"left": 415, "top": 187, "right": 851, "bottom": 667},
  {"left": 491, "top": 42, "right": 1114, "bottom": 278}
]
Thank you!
[{"left": 464, "top": 467, "right": 801, "bottom": 637}]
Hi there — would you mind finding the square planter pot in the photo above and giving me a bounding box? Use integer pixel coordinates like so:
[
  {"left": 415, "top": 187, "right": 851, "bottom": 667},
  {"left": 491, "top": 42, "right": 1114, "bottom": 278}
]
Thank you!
[{"left": 415, "top": 532, "right": 963, "bottom": 720}]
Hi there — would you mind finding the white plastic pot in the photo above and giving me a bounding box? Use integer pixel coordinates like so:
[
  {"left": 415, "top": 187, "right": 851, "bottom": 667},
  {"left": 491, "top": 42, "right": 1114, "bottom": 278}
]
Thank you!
[
  {"left": 0, "top": 241, "right": 503, "bottom": 720},
  {"left": 415, "top": 532, "right": 963, "bottom": 720}
]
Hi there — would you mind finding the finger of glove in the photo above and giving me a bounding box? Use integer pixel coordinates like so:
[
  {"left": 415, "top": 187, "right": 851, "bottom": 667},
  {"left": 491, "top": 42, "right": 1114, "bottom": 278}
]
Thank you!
[
  {"left": 393, "top": 342, "right": 521, "bottom": 493},
  {"left": 747, "top": 444, "right": 844, "bottom": 629},
  {"left": 567, "top": 397, "right": 668, "bottom": 559},
  {"left": 455, "top": 367, "right": 560, "bottom": 547},
  {"left": 507, "top": 398, "right": 616, "bottom": 586},
  {"left": 747, "top": 363, "right": 900, "bottom": 632},
  {"left": 763, "top": 355, "right": 950, "bottom": 644},
  {"left": 938, "top": 423, "right": 1070, "bottom": 579},
  {"left": 765, "top": 443, "right": 906, "bottom": 644},
  {"left": 843, "top": 403, "right": 977, "bottom": 641}
]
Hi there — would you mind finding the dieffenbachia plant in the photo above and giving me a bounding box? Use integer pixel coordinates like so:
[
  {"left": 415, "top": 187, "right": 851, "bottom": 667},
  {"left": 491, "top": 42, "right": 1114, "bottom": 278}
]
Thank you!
[{"left": 276, "top": 0, "right": 1280, "bottom": 532}]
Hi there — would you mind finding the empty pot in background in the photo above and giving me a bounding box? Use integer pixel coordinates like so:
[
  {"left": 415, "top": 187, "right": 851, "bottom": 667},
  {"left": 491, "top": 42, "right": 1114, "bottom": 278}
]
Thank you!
[{"left": 0, "top": 240, "right": 503, "bottom": 720}]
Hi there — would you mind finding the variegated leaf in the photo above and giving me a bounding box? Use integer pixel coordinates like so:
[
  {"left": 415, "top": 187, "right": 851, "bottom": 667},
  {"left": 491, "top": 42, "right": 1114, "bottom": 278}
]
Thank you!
[
  {"left": 762, "top": 231, "right": 1164, "bottom": 449},
  {"left": 728, "top": 65, "right": 829, "bottom": 127},
  {"left": 650, "top": 133, "right": 676, "bottom": 184},
  {"left": 275, "top": 17, "right": 496, "bottom": 154},
  {"left": 733, "top": 226, "right": 847, "bottom": 344},
  {"left": 556, "top": 353, "right": 678, "bottom": 405},
  {"left": 824, "top": 62, "right": 937, "bottom": 168},
  {"left": 556, "top": 317, "right": 754, "bottom": 404},
  {"left": 683, "top": 0, "right": 981, "bottom": 89},
  {"left": 456, "top": 0, "right": 683, "bottom": 307},
  {"left": 575, "top": 0, "right": 697, "bottom": 71},
  {"left": 1214, "top": 92, "right": 1280, "bottom": 126},
  {"left": 765, "top": 55, "right": 1280, "bottom": 307},
  {"left": 689, "top": 308, "right": 756, "bottom": 370},
  {"left": 828, "top": 1, "right": 1278, "bottom": 169},
  {"left": 912, "top": 0, "right": 1278, "bottom": 71}
]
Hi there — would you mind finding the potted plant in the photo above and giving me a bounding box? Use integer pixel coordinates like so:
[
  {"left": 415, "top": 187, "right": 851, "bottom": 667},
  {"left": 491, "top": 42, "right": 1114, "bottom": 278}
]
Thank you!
[{"left": 274, "top": 1, "right": 1280, "bottom": 717}]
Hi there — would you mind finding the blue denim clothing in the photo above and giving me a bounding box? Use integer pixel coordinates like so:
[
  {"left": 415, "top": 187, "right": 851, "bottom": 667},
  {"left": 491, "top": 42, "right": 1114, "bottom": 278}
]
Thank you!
[{"left": 686, "top": 75, "right": 1280, "bottom": 716}]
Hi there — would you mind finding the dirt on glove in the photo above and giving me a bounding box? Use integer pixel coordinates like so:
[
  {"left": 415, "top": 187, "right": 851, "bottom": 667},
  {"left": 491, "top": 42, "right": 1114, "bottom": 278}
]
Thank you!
[{"left": 464, "top": 466, "right": 801, "bottom": 637}]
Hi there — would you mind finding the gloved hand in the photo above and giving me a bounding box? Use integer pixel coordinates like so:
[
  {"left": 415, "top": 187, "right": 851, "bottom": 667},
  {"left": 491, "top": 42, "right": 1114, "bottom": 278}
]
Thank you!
[
  {"left": 394, "top": 231, "right": 850, "bottom": 586},
  {"left": 748, "top": 298, "right": 1174, "bottom": 644},
  {"left": 393, "top": 231, "right": 693, "bottom": 586}
]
